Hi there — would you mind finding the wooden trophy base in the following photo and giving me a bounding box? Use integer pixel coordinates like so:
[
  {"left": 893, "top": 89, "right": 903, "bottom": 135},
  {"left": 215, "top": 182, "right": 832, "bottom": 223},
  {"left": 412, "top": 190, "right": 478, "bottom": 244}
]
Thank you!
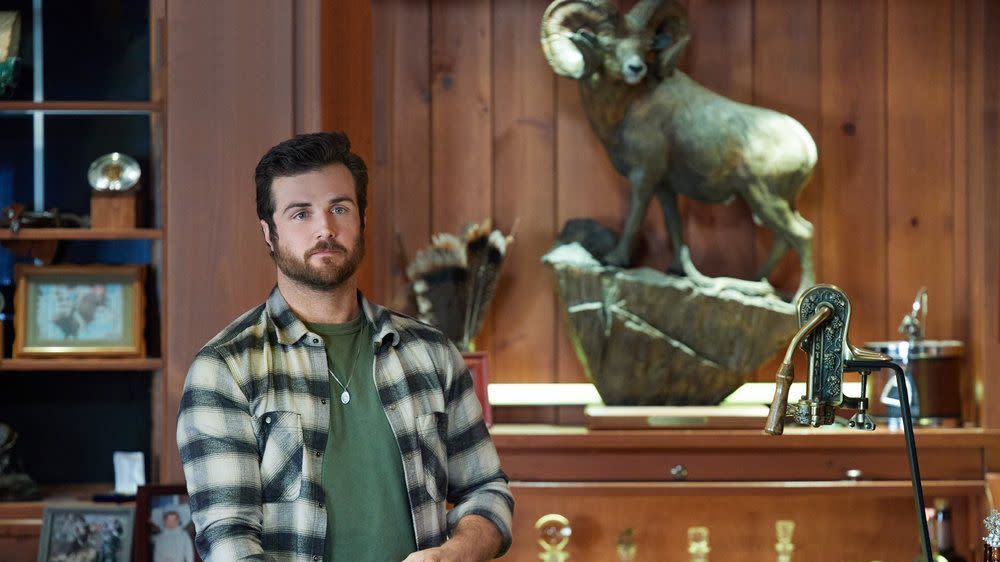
[{"left": 91, "top": 190, "right": 139, "bottom": 229}]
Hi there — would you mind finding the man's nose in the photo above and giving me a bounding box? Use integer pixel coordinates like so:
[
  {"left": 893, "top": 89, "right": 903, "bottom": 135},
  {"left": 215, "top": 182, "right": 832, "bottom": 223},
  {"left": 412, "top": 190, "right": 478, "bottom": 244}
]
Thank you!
[{"left": 315, "top": 213, "right": 338, "bottom": 238}]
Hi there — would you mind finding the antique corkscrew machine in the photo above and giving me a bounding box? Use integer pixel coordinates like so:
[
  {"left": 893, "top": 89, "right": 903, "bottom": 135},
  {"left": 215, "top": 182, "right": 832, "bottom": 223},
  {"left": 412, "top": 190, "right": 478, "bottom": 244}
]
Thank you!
[{"left": 764, "top": 284, "right": 933, "bottom": 561}]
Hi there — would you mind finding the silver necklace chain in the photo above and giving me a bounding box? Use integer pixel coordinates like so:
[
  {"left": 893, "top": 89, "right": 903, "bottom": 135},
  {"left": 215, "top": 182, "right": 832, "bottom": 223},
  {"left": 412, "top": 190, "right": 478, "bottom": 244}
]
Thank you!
[{"left": 328, "top": 336, "right": 364, "bottom": 405}]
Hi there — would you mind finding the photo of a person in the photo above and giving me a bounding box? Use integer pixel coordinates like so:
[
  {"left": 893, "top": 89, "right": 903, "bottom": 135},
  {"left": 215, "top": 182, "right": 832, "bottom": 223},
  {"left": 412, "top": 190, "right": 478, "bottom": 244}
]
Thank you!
[
  {"left": 152, "top": 510, "right": 194, "bottom": 562},
  {"left": 148, "top": 495, "right": 196, "bottom": 562},
  {"left": 38, "top": 507, "right": 133, "bottom": 562}
]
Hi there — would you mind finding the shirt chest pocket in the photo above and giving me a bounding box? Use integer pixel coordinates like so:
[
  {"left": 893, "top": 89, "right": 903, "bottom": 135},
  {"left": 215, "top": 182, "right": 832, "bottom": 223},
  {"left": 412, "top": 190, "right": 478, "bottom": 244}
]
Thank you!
[
  {"left": 416, "top": 410, "right": 448, "bottom": 502},
  {"left": 256, "top": 410, "right": 304, "bottom": 503}
]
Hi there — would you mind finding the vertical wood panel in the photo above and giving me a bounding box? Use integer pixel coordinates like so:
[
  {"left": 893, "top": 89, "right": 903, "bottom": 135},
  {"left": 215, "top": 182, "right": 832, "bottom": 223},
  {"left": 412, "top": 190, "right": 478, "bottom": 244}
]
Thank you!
[
  {"left": 951, "top": 0, "right": 968, "bottom": 346},
  {"left": 950, "top": 0, "right": 971, "bottom": 424},
  {"left": 492, "top": 0, "right": 557, "bottom": 383},
  {"left": 431, "top": 0, "right": 494, "bottom": 352},
  {"left": 749, "top": 0, "right": 820, "bottom": 383},
  {"left": 164, "top": 0, "right": 294, "bottom": 481},
  {"left": 974, "top": 0, "right": 1000, "bottom": 428},
  {"left": 374, "top": 0, "right": 431, "bottom": 312},
  {"left": 752, "top": 0, "right": 819, "bottom": 296},
  {"left": 683, "top": 0, "right": 755, "bottom": 279},
  {"left": 431, "top": 0, "right": 492, "bottom": 233},
  {"left": 887, "top": 0, "right": 954, "bottom": 338},
  {"left": 819, "top": 0, "right": 887, "bottom": 347}
]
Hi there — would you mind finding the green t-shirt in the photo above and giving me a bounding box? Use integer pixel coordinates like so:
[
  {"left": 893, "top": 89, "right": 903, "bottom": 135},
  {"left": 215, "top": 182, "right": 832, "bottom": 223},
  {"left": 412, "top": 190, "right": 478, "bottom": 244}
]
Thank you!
[{"left": 306, "top": 315, "right": 417, "bottom": 562}]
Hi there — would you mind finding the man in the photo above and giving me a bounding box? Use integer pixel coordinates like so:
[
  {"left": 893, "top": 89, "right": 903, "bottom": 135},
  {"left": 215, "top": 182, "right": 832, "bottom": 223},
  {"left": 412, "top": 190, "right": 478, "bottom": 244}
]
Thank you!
[{"left": 177, "top": 132, "right": 513, "bottom": 562}]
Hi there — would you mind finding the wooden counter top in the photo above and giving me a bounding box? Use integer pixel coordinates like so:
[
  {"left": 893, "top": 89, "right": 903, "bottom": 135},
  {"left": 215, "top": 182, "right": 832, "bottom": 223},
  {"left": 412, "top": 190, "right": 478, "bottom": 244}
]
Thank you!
[{"left": 491, "top": 424, "right": 1000, "bottom": 450}]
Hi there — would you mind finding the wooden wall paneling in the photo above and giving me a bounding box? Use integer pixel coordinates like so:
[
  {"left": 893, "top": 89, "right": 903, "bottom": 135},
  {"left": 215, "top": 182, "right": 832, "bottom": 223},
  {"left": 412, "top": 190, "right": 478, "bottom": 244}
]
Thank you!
[
  {"left": 818, "top": 0, "right": 887, "bottom": 348},
  {"left": 150, "top": 0, "right": 167, "bottom": 484},
  {"left": 966, "top": 0, "right": 985, "bottom": 428},
  {"left": 886, "top": 0, "right": 955, "bottom": 339},
  {"left": 372, "top": 0, "right": 432, "bottom": 312},
  {"left": 430, "top": 0, "right": 494, "bottom": 353},
  {"left": 952, "top": 0, "right": 975, "bottom": 426},
  {"left": 164, "top": 0, "right": 295, "bottom": 481},
  {"left": 321, "top": 0, "right": 375, "bottom": 296},
  {"left": 747, "top": 0, "right": 819, "bottom": 383},
  {"left": 492, "top": 0, "right": 557, "bottom": 383},
  {"left": 370, "top": 0, "right": 392, "bottom": 305},
  {"left": 751, "top": 0, "right": 820, "bottom": 297},
  {"left": 681, "top": 0, "right": 755, "bottom": 279},
  {"left": 293, "top": 0, "right": 322, "bottom": 135},
  {"left": 975, "top": 0, "right": 1000, "bottom": 429},
  {"left": 951, "top": 0, "right": 968, "bottom": 350}
]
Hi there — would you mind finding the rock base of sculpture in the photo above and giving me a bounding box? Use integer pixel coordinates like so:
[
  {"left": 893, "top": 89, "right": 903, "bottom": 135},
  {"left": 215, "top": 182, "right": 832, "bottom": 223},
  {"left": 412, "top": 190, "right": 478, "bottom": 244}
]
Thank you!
[
  {"left": 544, "top": 231, "right": 797, "bottom": 406},
  {"left": 0, "top": 423, "right": 40, "bottom": 502}
]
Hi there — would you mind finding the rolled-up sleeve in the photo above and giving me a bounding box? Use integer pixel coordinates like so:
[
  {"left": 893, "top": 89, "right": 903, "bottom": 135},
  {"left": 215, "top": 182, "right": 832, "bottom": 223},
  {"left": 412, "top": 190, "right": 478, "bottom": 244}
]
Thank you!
[
  {"left": 177, "top": 347, "right": 268, "bottom": 562},
  {"left": 441, "top": 343, "right": 514, "bottom": 557}
]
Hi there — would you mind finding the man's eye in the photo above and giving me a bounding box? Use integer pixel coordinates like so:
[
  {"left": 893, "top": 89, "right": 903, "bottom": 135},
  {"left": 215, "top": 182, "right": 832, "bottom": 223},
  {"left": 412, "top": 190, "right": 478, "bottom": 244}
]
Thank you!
[
  {"left": 292, "top": 211, "right": 307, "bottom": 220},
  {"left": 332, "top": 206, "right": 348, "bottom": 215}
]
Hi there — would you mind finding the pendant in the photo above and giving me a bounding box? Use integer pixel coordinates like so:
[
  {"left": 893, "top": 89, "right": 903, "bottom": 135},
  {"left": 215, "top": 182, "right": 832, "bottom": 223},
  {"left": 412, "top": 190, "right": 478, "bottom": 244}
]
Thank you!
[{"left": 341, "top": 390, "right": 350, "bottom": 404}]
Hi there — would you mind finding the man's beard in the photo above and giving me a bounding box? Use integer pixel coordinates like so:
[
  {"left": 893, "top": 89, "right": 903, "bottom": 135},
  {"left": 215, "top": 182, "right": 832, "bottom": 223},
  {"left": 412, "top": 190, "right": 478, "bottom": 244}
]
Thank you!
[{"left": 272, "top": 235, "right": 365, "bottom": 291}]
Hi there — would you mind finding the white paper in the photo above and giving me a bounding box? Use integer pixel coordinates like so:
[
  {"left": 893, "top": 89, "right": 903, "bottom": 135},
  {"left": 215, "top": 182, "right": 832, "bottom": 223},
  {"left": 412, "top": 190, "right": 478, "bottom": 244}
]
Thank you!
[{"left": 113, "top": 451, "right": 145, "bottom": 495}]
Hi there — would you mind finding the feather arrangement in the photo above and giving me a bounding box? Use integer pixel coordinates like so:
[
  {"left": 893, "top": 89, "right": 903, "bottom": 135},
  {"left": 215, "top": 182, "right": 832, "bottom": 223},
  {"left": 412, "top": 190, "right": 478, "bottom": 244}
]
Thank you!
[{"left": 406, "top": 219, "right": 514, "bottom": 351}]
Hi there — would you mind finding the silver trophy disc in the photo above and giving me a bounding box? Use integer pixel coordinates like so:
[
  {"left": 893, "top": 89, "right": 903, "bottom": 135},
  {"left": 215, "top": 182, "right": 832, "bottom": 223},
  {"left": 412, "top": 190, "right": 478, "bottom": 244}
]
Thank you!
[{"left": 87, "top": 152, "right": 141, "bottom": 192}]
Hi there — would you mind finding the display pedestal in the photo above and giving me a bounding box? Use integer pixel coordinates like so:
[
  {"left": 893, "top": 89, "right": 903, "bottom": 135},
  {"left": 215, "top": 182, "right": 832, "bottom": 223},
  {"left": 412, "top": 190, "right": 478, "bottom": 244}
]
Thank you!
[
  {"left": 91, "top": 191, "right": 139, "bottom": 229},
  {"left": 462, "top": 351, "right": 492, "bottom": 427}
]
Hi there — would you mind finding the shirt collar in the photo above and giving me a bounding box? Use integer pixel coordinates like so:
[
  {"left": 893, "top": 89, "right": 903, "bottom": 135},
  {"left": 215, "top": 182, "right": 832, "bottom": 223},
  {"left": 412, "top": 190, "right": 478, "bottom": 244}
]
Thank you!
[{"left": 265, "top": 286, "right": 400, "bottom": 349}]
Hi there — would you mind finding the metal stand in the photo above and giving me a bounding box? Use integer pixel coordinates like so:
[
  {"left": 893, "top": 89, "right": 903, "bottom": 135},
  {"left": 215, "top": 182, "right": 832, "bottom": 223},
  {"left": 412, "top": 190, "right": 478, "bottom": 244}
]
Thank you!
[{"left": 847, "top": 358, "right": 932, "bottom": 562}]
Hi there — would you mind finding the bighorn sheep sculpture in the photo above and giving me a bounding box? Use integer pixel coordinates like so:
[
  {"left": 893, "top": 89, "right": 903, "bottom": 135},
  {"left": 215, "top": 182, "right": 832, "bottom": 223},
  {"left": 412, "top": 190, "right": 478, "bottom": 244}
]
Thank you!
[{"left": 541, "top": 0, "right": 817, "bottom": 297}]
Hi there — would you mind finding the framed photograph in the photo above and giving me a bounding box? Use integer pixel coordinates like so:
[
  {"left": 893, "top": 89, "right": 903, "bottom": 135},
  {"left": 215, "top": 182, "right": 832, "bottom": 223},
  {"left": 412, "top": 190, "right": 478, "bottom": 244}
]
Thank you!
[
  {"left": 13, "top": 264, "right": 145, "bottom": 358},
  {"left": 134, "top": 484, "right": 200, "bottom": 562},
  {"left": 37, "top": 504, "right": 135, "bottom": 562}
]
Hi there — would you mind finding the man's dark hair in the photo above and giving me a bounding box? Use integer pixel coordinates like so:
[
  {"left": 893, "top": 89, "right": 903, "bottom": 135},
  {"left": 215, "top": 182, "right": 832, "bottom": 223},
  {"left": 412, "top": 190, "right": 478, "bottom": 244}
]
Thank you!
[{"left": 255, "top": 131, "right": 369, "bottom": 240}]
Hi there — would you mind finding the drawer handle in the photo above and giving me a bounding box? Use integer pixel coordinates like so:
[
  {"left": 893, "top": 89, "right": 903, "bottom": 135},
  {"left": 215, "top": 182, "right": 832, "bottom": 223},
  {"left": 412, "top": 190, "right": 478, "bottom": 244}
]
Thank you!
[{"left": 670, "top": 464, "right": 688, "bottom": 481}]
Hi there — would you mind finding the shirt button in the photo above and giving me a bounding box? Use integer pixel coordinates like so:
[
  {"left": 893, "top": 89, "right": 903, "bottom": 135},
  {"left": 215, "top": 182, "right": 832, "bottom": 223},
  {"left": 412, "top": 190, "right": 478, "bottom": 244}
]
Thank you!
[
  {"left": 388, "top": 404, "right": 397, "bottom": 411},
  {"left": 321, "top": 399, "right": 327, "bottom": 405},
  {"left": 313, "top": 556, "right": 319, "bottom": 561},
  {"left": 264, "top": 416, "right": 271, "bottom": 424},
  {"left": 312, "top": 337, "right": 320, "bottom": 344},
  {"left": 315, "top": 451, "right": 321, "bottom": 458}
]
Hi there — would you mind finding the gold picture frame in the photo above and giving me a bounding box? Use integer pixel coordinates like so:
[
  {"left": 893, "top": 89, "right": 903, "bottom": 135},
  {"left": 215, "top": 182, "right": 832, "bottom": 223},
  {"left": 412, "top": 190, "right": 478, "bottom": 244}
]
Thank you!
[{"left": 13, "top": 264, "right": 145, "bottom": 358}]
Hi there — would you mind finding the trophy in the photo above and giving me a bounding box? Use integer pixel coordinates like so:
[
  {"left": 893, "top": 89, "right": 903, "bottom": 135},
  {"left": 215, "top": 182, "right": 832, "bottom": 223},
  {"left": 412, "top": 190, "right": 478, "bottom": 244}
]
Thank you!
[
  {"left": 535, "top": 513, "right": 571, "bottom": 562},
  {"left": 775, "top": 520, "right": 795, "bottom": 562},
  {"left": 87, "top": 152, "right": 142, "bottom": 229},
  {"left": 687, "top": 526, "right": 710, "bottom": 562},
  {"left": 616, "top": 528, "right": 636, "bottom": 561}
]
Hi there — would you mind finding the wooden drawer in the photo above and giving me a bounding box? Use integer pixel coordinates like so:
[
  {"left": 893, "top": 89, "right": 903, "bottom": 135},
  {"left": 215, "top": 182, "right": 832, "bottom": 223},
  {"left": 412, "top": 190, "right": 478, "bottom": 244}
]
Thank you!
[
  {"left": 500, "top": 447, "right": 982, "bottom": 481},
  {"left": 505, "top": 482, "right": 985, "bottom": 562}
]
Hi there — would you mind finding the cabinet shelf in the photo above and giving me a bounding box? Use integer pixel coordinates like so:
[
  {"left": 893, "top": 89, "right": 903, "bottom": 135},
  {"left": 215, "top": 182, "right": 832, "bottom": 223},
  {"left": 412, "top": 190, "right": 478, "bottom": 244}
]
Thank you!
[
  {"left": 0, "top": 228, "right": 162, "bottom": 241},
  {"left": 0, "top": 358, "right": 163, "bottom": 372},
  {"left": 0, "top": 101, "right": 161, "bottom": 114}
]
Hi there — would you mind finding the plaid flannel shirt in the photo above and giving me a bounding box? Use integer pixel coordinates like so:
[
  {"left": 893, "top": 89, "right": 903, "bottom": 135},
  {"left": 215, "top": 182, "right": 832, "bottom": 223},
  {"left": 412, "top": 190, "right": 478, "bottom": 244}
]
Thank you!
[{"left": 176, "top": 288, "right": 513, "bottom": 562}]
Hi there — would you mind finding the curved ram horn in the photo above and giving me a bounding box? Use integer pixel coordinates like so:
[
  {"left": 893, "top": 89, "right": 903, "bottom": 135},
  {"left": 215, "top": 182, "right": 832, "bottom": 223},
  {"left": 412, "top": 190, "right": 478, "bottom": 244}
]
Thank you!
[
  {"left": 625, "top": 0, "right": 687, "bottom": 33},
  {"left": 540, "top": 0, "right": 617, "bottom": 79}
]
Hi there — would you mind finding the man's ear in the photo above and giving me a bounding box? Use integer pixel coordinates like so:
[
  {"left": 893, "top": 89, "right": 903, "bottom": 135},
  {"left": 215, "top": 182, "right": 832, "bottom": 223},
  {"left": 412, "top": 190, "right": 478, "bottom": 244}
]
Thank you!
[{"left": 261, "top": 219, "right": 274, "bottom": 252}]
